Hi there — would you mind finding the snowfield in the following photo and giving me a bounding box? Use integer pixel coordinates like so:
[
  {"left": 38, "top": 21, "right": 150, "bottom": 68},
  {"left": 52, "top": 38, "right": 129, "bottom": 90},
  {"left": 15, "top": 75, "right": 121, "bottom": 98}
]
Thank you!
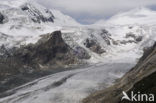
[{"left": 0, "top": 0, "right": 79, "bottom": 48}]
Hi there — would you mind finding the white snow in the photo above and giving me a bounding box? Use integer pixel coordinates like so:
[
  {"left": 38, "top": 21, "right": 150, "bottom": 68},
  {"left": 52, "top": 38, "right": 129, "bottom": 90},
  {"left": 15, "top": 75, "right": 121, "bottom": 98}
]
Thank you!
[
  {"left": 92, "top": 7, "right": 156, "bottom": 63},
  {"left": 0, "top": 0, "right": 80, "bottom": 48},
  {"left": 51, "top": 9, "right": 80, "bottom": 26},
  {"left": 0, "top": 0, "right": 28, "bottom": 9}
]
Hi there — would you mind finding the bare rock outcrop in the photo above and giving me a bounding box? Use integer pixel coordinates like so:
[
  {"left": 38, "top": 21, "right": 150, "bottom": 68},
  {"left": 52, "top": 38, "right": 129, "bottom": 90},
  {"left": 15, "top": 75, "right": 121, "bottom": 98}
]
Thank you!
[{"left": 84, "top": 38, "right": 105, "bottom": 54}]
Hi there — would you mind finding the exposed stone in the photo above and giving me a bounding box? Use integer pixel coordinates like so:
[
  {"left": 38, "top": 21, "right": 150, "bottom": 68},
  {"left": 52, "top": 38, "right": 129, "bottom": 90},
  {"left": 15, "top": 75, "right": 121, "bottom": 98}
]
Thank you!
[
  {"left": 125, "top": 33, "right": 136, "bottom": 38},
  {"left": 135, "top": 36, "right": 143, "bottom": 42},
  {"left": 14, "top": 31, "right": 77, "bottom": 65},
  {"left": 73, "top": 46, "right": 91, "bottom": 59},
  {"left": 0, "top": 13, "right": 4, "bottom": 24},
  {"left": 100, "top": 29, "right": 112, "bottom": 45},
  {"left": 21, "top": 6, "right": 29, "bottom": 11},
  {"left": 112, "top": 39, "right": 119, "bottom": 45},
  {"left": 120, "top": 40, "right": 136, "bottom": 44},
  {"left": 128, "top": 26, "right": 133, "bottom": 29},
  {"left": 84, "top": 38, "right": 105, "bottom": 54},
  {"left": 125, "top": 33, "right": 143, "bottom": 43},
  {"left": 0, "top": 31, "right": 79, "bottom": 93}
]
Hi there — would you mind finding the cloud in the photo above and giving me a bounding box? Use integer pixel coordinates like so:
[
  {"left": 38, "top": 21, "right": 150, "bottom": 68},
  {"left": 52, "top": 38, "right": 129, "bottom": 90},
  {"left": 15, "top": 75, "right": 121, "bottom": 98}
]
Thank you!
[{"left": 36, "top": 0, "right": 156, "bottom": 24}]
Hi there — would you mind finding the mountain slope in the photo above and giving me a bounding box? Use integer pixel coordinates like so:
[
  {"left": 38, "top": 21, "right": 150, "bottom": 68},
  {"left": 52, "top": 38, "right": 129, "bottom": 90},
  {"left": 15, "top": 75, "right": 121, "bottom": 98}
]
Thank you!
[
  {"left": 0, "top": 0, "right": 80, "bottom": 48},
  {"left": 1, "top": 1, "right": 156, "bottom": 63},
  {"left": 83, "top": 42, "right": 156, "bottom": 103},
  {"left": 82, "top": 7, "right": 156, "bottom": 103},
  {"left": 0, "top": 31, "right": 80, "bottom": 93}
]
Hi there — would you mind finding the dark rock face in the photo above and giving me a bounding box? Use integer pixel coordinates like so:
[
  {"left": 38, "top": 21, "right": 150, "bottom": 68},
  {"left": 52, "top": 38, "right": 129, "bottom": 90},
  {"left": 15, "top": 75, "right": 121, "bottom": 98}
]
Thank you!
[
  {"left": 120, "top": 71, "right": 156, "bottom": 103},
  {"left": 21, "top": 6, "right": 29, "bottom": 11},
  {"left": 21, "top": 4, "right": 54, "bottom": 23},
  {"left": 118, "top": 33, "right": 144, "bottom": 45},
  {"left": 100, "top": 29, "right": 112, "bottom": 45},
  {"left": 120, "top": 40, "right": 136, "bottom": 44},
  {"left": 0, "top": 45, "right": 11, "bottom": 58},
  {"left": 0, "top": 13, "right": 4, "bottom": 24},
  {"left": 83, "top": 42, "right": 156, "bottom": 103},
  {"left": 84, "top": 38, "right": 105, "bottom": 54},
  {"left": 115, "top": 33, "right": 144, "bottom": 45},
  {"left": 14, "top": 31, "right": 77, "bottom": 66},
  {"left": 0, "top": 33, "right": 14, "bottom": 58},
  {"left": 0, "top": 31, "right": 78, "bottom": 93},
  {"left": 73, "top": 46, "right": 91, "bottom": 59},
  {"left": 125, "top": 33, "right": 143, "bottom": 43}
]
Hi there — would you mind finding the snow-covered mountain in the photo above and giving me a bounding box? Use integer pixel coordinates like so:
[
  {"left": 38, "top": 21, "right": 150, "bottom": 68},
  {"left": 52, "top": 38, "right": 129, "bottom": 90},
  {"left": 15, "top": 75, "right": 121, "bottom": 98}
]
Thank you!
[
  {"left": 0, "top": 0, "right": 114, "bottom": 63},
  {"left": 0, "top": 0, "right": 80, "bottom": 47},
  {"left": 0, "top": 0, "right": 156, "bottom": 63},
  {"left": 1, "top": 2, "right": 156, "bottom": 103},
  {"left": 0, "top": 0, "right": 79, "bottom": 26},
  {"left": 1, "top": 1, "right": 156, "bottom": 63},
  {"left": 92, "top": 7, "right": 156, "bottom": 61}
]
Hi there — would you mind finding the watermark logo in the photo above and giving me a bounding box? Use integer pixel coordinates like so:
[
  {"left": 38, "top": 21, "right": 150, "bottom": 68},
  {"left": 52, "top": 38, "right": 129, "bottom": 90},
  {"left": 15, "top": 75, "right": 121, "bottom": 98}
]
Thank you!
[
  {"left": 121, "top": 91, "right": 155, "bottom": 102},
  {"left": 122, "top": 91, "right": 130, "bottom": 101}
]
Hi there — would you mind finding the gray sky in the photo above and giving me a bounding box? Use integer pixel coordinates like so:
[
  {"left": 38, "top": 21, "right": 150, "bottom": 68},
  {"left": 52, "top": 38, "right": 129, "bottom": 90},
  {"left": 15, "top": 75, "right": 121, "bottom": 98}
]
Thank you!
[{"left": 36, "top": 0, "right": 156, "bottom": 24}]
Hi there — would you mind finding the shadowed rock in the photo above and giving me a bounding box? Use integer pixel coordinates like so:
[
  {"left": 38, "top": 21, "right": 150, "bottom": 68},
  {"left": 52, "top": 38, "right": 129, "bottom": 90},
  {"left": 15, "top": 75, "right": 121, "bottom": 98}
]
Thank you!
[
  {"left": 0, "top": 13, "right": 4, "bottom": 24},
  {"left": 15, "top": 31, "right": 77, "bottom": 65},
  {"left": 73, "top": 46, "right": 91, "bottom": 59},
  {"left": 84, "top": 38, "right": 105, "bottom": 54}
]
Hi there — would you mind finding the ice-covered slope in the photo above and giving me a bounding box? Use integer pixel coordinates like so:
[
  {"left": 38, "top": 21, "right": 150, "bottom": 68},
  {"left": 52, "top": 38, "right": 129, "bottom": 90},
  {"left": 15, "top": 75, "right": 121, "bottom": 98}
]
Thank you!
[
  {"left": 0, "top": 0, "right": 112, "bottom": 62},
  {"left": 0, "top": 0, "right": 80, "bottom": 47},
  {"left": 52, "top": 9, "right": 80, "bottom": 26},
  {"left": 0, "top": 0, "right": 79, "bottom": 26},
  {"left": 92, "top": 7, "right": 156, "bottom": 62},
  {"left": 0, "top": 0, "right": 112, "bottom": 63}
]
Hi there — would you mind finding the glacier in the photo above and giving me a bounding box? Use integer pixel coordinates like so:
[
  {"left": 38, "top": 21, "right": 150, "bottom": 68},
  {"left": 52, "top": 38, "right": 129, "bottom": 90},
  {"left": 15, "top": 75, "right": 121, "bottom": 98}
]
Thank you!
[{"left": 0, "top": 63, "right": 134, "bottom": 103}]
